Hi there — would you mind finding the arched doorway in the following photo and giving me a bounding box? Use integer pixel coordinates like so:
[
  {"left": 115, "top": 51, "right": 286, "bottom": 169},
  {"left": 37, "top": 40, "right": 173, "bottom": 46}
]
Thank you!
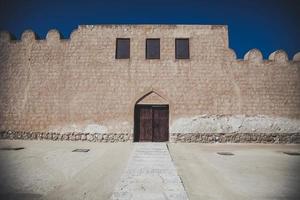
[{"left": 134, "top": 91, "right": 169, "bottom": 142}]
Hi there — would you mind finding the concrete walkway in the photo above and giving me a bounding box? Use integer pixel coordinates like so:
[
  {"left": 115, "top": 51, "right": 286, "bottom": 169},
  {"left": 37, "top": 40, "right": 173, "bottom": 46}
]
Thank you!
[{"left": 111, "top": 143, "right": 189, "bottom": 200}]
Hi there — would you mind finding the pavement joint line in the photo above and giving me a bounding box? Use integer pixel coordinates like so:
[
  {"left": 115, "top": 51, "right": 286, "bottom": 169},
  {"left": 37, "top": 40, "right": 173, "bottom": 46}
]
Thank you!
[{"left": 166, "top": 143, "right": 190, "bottom": 200}]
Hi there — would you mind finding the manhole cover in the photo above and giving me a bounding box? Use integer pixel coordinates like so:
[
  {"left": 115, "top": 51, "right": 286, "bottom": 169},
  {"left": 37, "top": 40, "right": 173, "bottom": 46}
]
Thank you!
[
  {"left": 282, "top": 151, "right": 300, "bottom": 156},
  {"left": 72, "top": 149, "right": 90, "bottom": 152},
  {"left": 0, "top": 147, "right": 25, "bottom": 151},
  {"left": 217, "top": 152, "right": 234, "bottom": 156}
]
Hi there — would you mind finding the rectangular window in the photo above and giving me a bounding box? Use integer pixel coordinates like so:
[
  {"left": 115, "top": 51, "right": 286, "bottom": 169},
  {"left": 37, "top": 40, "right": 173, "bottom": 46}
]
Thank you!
[
  {"left": 116, "top": 38, "right": 130, "bottom": 59},
  {"left": 175, "top": 38, "right": 190, "bottom": 59},
  {"left": 146, "top": 39, "right": 160, "bottom": 59}
]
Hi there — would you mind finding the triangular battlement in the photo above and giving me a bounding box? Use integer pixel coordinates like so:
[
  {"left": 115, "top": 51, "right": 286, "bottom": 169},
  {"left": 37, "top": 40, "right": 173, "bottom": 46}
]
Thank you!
[{"left": 136, "top": 91, "right": 168, "bottom": 105}]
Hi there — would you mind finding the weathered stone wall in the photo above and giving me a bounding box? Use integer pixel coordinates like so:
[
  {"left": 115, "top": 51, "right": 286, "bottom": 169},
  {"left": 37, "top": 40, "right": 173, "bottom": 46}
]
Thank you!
[
  {"left": 0, "top": 25, "right": 299, "bottom": 142},
  {"left": 0, "top": 130, "right": 299, "bottom": 143}
]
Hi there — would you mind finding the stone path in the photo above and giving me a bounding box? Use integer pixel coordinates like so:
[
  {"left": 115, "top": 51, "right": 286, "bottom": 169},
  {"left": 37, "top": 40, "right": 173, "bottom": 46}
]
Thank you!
[{"left": 111, "top": 143, "right": 189, "bottom": 200}]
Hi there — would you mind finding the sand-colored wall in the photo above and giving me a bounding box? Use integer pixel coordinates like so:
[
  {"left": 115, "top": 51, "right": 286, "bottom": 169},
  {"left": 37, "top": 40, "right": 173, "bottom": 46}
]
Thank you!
[{"left": 0, "top": 25, "right": 299, "bottom": 140}]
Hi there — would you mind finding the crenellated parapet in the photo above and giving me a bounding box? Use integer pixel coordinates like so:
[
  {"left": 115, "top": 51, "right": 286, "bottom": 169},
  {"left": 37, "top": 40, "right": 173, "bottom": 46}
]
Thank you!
[
  {"left": 293, "top": 52, "right": 300, "bottom": 61},
  {"left": 232, "top": 48, "right": 300, "bottom": 63},
  {"left": 46, "top": 29, "right": 62, "bottom": 43},
  {"left": 0, "top": 30, "right": 15, "bottom": 43},
  {"left": 269, "top": 50, "right": 289, "bottom": 63},
  {"left": 21, "top": 29, "right": 39, "bottom": 43},
  {"left": 0, "top": 27, "right": 300, "bottom": 63},
  {"left": 0, "top": 29, "right": 63, "bottom": 44},
  {"left": 244, "top": 49, "right": 263, "bottom": 63}
]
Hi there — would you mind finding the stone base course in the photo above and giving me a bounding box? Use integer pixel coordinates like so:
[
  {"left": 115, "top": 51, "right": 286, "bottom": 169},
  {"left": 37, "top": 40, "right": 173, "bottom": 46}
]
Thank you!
[
  {"left": 0, "top": 131, "right": 131, "bottom": 142},
  {"left": 170, "top": 133, "right": 300, "bottom": 143},
  {"left": 0, "top": 131, "right": 300, "bottom": 143}
]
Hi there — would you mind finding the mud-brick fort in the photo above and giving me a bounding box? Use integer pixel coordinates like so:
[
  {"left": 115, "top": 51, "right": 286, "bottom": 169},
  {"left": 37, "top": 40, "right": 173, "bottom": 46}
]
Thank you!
[{"left": 0, "top": 25, "right": 299, "bottom": 143}]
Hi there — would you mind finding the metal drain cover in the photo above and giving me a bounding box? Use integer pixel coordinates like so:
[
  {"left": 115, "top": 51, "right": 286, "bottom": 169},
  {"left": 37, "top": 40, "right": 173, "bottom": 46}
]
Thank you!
[
  {"left": 72, "top": 149, "right": 90, "bottom": 152},
  {"left": 217, "top": 152, "right": 234, "bottom": 156},
  {"left": 282, "top": 151, "right": 300, "bottom": 156},
  {"left": 0, "top": 147, "right": 25, "bottom": 151}
]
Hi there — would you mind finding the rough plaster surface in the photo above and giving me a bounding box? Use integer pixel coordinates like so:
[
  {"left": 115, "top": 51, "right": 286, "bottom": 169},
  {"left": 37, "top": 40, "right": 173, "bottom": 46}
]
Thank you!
[
  {"left": 48, "top": 121, "right": 132, "bottom": 134},
  {"left": 170, "top": 115, "right": 300, "bottom": 134},
  {"left": 48, "top": 124, "right": 108, "bottom": 133}
]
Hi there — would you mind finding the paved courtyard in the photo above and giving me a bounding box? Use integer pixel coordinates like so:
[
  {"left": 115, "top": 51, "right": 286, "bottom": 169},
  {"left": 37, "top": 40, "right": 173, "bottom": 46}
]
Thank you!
[
  {"left": 168, "top": 144, "right": 300, "bottom": 200},
  {"left": 0, "top": 140, "right": 132, "bottom": 200},
  {"left": 0, "top": 140, "right": 299, "bottom": 200}
]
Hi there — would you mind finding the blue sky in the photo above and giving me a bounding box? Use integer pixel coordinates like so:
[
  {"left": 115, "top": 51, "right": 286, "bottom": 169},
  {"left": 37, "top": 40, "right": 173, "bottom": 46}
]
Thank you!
[{"left": 0, "top": 0, "right": 299, "bottom": 58}]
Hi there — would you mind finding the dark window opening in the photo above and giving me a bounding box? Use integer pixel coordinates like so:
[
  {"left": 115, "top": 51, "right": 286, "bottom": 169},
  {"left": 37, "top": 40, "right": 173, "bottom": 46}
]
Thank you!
[
  {"left": 116, "top": 38, "right": 130, "bottom": 59},
  {"left": 175, "top": 38, "right": 190, "bottom": 59},
  {"left": 146, "top": 39, "right": 160, "bottom": 59}
]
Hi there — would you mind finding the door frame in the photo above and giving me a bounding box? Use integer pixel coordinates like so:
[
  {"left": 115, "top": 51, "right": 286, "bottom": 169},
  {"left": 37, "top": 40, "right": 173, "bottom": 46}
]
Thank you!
[{"left": 134, "top": 104, "right": 169, "bottom": 142}]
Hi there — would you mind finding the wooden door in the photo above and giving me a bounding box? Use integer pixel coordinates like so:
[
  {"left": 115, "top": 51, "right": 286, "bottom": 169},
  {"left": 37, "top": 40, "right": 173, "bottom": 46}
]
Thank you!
[
  {"left": 134, "top": 105, "right": 169, "bottom": 142},
  {"left": 153, "top": 106, "right": 169, "bottom": 142},
  {"left": 139, "top": 106, "right": 153, "bottom": 142}
]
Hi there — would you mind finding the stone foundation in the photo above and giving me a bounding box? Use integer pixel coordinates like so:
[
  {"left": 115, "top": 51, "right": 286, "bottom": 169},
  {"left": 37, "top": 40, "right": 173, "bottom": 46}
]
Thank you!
[
  {"left": 1, "top": 130, "right": 300, "bottom": 143},
  {"left": 0, "top": 131, "right": 131, "bottom": 142},
  {"left": 170, "top": 133, "right": 300, "bottom": 143}
]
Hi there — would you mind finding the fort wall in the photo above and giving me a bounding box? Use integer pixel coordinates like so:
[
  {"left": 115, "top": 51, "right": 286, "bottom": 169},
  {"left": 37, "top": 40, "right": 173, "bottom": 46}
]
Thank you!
[{"left": 0, "top": 25, "right": 299, "bottom": 142}]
